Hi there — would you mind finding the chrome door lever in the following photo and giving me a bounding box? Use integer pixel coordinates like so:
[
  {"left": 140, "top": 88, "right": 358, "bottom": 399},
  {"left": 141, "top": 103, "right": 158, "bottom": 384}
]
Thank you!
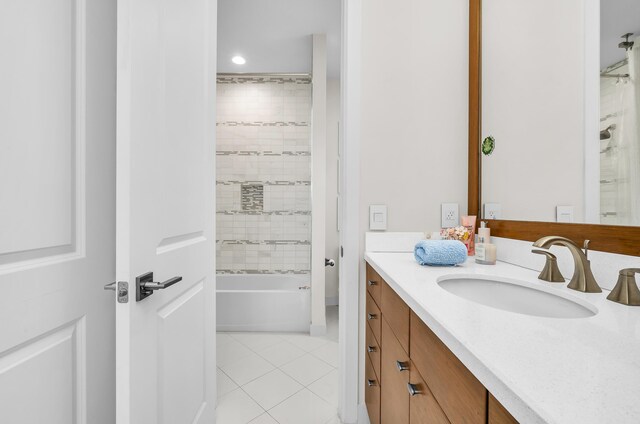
[{"left": 136, "top": 272, "right": 182, "bottom": 302}]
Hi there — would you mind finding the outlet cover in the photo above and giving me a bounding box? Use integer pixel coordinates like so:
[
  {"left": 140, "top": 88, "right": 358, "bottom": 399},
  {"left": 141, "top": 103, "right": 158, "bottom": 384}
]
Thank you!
[
  {"left": 483, "top": 203, "right": 502, "bottom": 220},
  {"left": 441, "top": 203, "right": 459, "bottom": 228}
]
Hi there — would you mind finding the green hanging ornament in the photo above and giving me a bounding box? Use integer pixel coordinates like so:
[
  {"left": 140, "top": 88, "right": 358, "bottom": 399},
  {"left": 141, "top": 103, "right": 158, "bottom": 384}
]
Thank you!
[{"left": 481, "top": 136, "right": 495, "bottom": 156}]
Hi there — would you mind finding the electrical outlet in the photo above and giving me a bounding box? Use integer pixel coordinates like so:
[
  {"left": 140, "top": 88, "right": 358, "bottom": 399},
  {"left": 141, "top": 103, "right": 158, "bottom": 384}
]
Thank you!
[
  {"left": 483, "top": 203, "right": 502, "bottom": 220},
  {"left": 441, "top": 203, "right": 459, "bottom": 228}
]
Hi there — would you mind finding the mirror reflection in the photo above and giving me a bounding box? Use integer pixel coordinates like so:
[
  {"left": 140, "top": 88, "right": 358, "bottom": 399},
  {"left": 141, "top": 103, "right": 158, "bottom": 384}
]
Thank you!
[{"left": 480, "top": 0, "right": 640, "bottom": 226}]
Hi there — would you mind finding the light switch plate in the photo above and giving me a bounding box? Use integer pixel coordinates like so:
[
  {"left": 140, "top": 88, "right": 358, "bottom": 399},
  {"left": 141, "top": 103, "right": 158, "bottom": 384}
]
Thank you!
[
  {"left": 556, "top": 205, "right": 574, "bottom": 223},
  {"left": 441, "top": 203, "right": 459, "bottom": 228},
  {"left": 369, "top": 205, "right": 387, "bottom": 231},
  {"left": 484, "top": 203, "right": 502, "bottom": 220}
]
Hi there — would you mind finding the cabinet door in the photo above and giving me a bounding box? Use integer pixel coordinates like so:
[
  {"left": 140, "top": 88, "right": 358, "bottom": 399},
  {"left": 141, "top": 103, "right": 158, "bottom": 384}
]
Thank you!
[
  {"left": 365, "top": 355, "right": 381, "bottom": 424},
  {"left": 410, "top": 312, "right": 487, "bottom": 424},
  {"left": 489, "top": 394, "right": 518, "bottom": 424},
  {"left": 381, "top": 279, "right": 410, "bottom": 353},
  {"left": 409, "top": 366, "right": 450, "bottom": 424},
  {"left": 381, "top": 319, "right": 410, "bottom": 424}
]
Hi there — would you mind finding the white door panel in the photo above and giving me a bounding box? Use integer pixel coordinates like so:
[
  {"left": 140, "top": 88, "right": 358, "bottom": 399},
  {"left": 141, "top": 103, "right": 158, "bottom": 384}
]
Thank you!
[
  {"left": 116, "top": 0, "right": 216, "bottom": 422},
  {"left": 0, "top": 1, "right": 116, "bottom": 423}
]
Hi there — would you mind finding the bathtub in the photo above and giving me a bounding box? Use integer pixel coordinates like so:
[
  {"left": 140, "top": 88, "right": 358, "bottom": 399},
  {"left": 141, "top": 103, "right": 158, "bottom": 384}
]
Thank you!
[{"left": 216, "top": 274, "right": 311, "bottom": 332}]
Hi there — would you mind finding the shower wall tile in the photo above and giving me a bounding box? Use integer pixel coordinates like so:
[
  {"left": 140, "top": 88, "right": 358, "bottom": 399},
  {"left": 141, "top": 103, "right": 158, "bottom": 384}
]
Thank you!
[{"left": 216, "top": 76, "right": 312, "bottom": 275}]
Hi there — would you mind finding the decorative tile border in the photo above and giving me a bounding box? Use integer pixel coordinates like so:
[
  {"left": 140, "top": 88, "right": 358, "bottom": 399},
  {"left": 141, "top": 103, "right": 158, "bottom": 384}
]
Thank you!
[
  {"left": 216, "top": 269, "right": 311, "bottom": 275},
  {"left": 217, "top": 150, "right": 311, "bottom": 157},
  {"left": 217, "top": 180, "right": 311, "bottom": 186},
  {"left": 217, "top": 121, "right": 310, "bottom": 127},
  {"left": 217, "top": 210, "right": 311, "bottom": 216},
  {"left": 217, "top": 76, "right": 312, "bottom": 85},
  {"left": 217, "top": 239, "right": 311, "bottom": 246}
]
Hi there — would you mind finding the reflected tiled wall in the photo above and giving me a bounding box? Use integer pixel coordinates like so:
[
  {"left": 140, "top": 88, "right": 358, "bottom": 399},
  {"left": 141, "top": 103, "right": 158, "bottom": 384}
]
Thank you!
[{"left": 216, "top": 76, "right": 312, "bottom": 274}]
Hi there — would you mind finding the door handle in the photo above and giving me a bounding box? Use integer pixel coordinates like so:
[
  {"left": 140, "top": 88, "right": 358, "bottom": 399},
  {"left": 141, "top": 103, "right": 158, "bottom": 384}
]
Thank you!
[
  {"left": 136, "top": 272, "right": 182, "bottom": 302},
  {"left": 325, "top": 258, "right": 335, "bottom": 267},
  {"left": 104, "top": 281, "right": 129, "bottom": 303}
]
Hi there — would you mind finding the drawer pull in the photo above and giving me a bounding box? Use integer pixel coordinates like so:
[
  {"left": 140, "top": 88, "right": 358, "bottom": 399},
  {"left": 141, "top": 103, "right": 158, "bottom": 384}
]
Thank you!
[
  {"left": 367, "top": 345, "right": 377, "bottom": 353},
  {"left": 367, "top": 280, "right": 377, "bottom": 286},
  {"left": 407, "top": 383, "right": 421, "bottom": 396},
  {"left": 367, "top": 379, "right": 378, "bottom": 387},
  {"left": 395, "top": 360, "right": 409, "bottom": 372},
  {"left": 367, "top": 313, "right": 378, "bottom": 320}
]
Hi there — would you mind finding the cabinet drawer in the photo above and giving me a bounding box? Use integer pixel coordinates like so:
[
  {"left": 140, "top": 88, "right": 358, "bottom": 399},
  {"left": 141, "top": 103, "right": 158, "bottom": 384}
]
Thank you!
[
  {"left": 409, "top": 365, "right": 450, "bottom": 424},
  {"left": 381, "top": 319, "right": 410, "bottom": 424},
  {"left": 410, "top": 312, "right": 487, "bottom": 424},
  {"left": 381, "top": 281, "right": 410, "bottom": 354},
  {"left": 366, "top": 263, "right": 383, "bottom": 306},
  {"left": 365, "top": 354, "right": 381, "bottom": 424},
  {"left": 366, "top": 318, "right": 381, "bottom": 379},
  {"left": 366, "top": 292, "right": 381, "bottom": 344},
  {"left": 489, "top": 394, "right": 518, "bottom": 424}
]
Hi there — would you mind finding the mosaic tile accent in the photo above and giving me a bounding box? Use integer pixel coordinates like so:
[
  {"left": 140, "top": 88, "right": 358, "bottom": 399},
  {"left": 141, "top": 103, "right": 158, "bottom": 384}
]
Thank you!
[
  {"left": 218, "top": 240, "right": 311, "bottom": 246},
  {"left": 241, "top": 184, "right": 264, "bottom": 212}
]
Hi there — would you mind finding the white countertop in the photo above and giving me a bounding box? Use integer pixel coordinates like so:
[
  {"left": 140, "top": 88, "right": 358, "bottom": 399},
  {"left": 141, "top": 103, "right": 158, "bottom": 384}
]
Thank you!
[{"left": 364, "top": 252, "right": 640, "bottom": 424}]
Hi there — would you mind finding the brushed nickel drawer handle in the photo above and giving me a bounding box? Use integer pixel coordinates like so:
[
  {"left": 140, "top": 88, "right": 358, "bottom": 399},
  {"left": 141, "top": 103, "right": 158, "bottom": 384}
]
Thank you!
[
  {"left": 367, "top": 313, "right": 377, "bottom": 320},
  {"left": 407, "top": 383, "right": 421, "bottom": 396},
  {"left": 368, "top": 280, "right": 377, "bottom": 286},
  {"left": 367, "top": 379, "right": 377, "bottom": 387},
  {"left": 396, "top": 360, "right": 409, "bottom": 372},
  {"left": 367, "top": 345, "right": 377, "bottom": 353}
]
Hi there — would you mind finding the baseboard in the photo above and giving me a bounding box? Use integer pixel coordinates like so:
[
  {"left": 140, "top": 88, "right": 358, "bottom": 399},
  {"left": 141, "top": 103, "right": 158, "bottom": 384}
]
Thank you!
[
  {"left": 325, "top": 296, "right": 339, "bottom": 306},
  {"left": 357, "top": 403, "right": 371, "bottom": 424},
  {"left": 309, "top": 323, "right": 327, "bottom": 337}
]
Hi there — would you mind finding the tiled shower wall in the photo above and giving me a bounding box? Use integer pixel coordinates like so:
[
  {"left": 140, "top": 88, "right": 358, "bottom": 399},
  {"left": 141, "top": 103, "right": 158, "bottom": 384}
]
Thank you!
[{"left": 216, "top": 76, "right": 312, "bottom": 274}]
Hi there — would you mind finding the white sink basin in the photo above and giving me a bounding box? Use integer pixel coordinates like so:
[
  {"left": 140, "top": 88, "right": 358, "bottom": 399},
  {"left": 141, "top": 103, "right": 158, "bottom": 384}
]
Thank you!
[{"left": 437, "top": 276, "right": 597, "bottom": 318}]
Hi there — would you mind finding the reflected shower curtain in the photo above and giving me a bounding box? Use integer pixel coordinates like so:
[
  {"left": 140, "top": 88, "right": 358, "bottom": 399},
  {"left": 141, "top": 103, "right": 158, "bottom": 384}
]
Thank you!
[{"left": 615, "top": 36, "right": 640, "bottom": 225}]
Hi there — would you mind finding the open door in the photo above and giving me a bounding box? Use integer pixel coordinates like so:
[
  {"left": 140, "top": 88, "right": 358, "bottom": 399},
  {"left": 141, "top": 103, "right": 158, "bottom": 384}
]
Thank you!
[{"left": 115, "top": 0, "right": 217, "bottom": 423}]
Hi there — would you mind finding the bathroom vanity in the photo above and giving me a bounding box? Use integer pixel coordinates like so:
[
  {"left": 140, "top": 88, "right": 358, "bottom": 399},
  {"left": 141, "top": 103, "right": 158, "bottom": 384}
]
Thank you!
[{"left": 363, "top": 254, "right": 640, "bottom": 424}]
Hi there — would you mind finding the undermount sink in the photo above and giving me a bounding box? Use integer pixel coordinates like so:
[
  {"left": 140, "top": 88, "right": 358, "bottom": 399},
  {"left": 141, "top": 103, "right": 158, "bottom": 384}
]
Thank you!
[{"left": 437, "top": 276, "right": 597, "bottom": 319}]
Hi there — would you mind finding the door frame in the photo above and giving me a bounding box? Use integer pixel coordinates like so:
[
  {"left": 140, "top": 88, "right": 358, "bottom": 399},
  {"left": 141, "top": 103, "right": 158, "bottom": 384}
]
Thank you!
[{"left": 338, "top": 0, "right": 362, "bottom": 422}]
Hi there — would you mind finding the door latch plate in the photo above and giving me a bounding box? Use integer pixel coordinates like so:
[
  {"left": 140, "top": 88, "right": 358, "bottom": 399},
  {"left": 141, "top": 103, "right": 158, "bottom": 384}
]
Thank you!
[{"left": 117, "top": 281, "right": 129, "bottom": 303}]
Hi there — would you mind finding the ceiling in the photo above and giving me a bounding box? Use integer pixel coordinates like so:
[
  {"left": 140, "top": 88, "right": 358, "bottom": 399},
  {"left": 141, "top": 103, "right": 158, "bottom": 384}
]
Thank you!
[
  {"left": 217, "top": 0, "right": 342, "bottom": 78},
  {"left": 601, "top": 0, "right": 640, "bottom": 69}
]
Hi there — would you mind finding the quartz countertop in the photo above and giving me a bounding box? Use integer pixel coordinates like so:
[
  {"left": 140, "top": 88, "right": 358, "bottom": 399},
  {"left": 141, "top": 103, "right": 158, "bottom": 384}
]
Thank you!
[{"left": 364, "top": 252, "right": 640, "bottom": 424}]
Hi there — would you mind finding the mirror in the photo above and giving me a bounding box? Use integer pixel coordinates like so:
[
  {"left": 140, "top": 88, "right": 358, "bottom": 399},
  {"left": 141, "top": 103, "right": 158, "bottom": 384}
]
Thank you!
[{"left": 480, "top": 0, "right": 640, "bottom": 226}]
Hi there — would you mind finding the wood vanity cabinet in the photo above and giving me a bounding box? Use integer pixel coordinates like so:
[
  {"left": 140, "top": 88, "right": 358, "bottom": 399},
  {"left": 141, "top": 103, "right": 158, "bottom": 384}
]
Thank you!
[{"left": 364, "top": 263, "right": 519, "bottom": 424}]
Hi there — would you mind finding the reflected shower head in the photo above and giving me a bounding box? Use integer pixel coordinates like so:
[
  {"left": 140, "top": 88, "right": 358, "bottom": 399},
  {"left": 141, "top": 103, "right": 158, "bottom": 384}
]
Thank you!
[
  {"left": 619, "top": 33, "right": 635, "bottom": 51},
  {"left": 600, "top": 124, "right": 615, "bottom": 140}
]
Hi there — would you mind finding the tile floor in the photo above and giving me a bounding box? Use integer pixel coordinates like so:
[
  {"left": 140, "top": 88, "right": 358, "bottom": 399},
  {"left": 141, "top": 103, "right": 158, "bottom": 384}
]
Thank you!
[{"left": 216, "top": 307, "right": 341, "bottom": 424}]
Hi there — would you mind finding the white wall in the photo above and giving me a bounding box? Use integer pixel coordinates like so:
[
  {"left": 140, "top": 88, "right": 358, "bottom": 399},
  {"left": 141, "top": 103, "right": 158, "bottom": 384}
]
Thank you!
[
  {"left": 357, "top": 0, "right": 470, "bottom": 409},
  {"left": 481, "top": 0, "right": 585, "bottom": 222},
  {"left": 326, "top": 78, "right": 341, "bottom": 304}
]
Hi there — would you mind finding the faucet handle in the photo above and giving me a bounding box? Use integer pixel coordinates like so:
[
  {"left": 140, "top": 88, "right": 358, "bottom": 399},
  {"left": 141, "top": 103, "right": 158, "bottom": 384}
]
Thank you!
[
  {"left": 607, "top": 268, "right": 640, "bottom": 306},
  {"left": 583, "top": 240, "right": 590, "bottom": 259},
  {"left": 532, "top": 249, "right": 565, "bottom": 282}
]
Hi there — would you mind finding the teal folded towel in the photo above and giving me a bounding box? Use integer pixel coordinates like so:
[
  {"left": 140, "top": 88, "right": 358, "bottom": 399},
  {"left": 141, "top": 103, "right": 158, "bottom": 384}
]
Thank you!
[{"left": 414, "top": 240, "right": 467, "bottom": 266}]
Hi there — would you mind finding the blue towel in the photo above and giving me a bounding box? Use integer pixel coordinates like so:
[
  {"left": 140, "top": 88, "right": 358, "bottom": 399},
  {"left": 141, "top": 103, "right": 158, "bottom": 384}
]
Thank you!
[{"left": 414, "top": 240, "right": 467, "bottom": 266}]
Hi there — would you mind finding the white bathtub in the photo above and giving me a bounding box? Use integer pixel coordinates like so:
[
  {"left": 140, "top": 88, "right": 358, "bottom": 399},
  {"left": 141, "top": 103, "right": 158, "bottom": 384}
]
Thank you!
[{"left": 216, "top": 274, "right": 311, "bottom": 332}]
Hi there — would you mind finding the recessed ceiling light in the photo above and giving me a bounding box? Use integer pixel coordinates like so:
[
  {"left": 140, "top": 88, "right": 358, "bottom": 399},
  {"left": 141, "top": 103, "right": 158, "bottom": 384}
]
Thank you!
[{"left": 231, "top": 56, "right": 246, "bottom": 65}]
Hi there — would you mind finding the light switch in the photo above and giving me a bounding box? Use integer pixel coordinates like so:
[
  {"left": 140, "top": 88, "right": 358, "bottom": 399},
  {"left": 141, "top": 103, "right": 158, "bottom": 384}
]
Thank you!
[
  {"left": 556, "top": 206, "right": 574, "bottom": 223},
  {"left": 369, "top": 205, "right": 387, "bottom": 231}
]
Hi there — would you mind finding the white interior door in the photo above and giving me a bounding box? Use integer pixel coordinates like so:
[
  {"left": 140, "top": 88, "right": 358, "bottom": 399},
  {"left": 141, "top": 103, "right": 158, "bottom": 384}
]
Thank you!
[
  {"left": 115, "top": 0, "right": 217, "bottom": 423},
  {"left": 0, "top": 1, "right": 116, "bottom": 423}
]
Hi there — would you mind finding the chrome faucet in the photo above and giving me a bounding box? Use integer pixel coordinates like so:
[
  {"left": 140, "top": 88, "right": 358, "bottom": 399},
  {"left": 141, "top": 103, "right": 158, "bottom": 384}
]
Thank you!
[{"left": 532, "top": 236, "right": 602, "bottom": 293}]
